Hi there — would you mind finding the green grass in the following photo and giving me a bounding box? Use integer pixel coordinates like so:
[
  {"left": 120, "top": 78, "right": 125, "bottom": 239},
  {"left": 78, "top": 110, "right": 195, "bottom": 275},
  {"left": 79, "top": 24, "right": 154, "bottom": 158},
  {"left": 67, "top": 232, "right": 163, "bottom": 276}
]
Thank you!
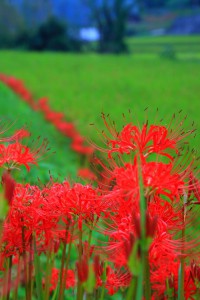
[
  {"left": 127, "top": 35, "right": 200, "bottom": 53},
  {"left": 0, "top": 40, "right": 200, "bottom": 151},
  {"left": 0, "top": 83, "right": 80, "bottom": 184}
]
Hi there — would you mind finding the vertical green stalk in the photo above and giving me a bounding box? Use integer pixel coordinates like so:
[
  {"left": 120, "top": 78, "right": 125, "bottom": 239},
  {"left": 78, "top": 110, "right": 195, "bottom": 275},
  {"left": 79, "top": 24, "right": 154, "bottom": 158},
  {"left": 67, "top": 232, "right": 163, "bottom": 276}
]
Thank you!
[
  {"left": 126, "top": 276, "right": 137, "bottom": 300},
  {"left": 2, "top": 258, "right": 8, "bottom": 300},
  {"left": 99, "top": 262, "right": 107, "bottom": 300},
  {"left": 137, "top": 154, "right": 151, "bottom": 300},
  {"left": 58, "top": 220, "right": 70, "bottom": 300},
  {"left": 44, "top": 247, "right": 54, "bottom": 300},
  {"left": 60, "top": 224, "right": 74, "bottom": 300},
  {"left": 76, "top": 226, "right": 83, "bottom": 300},
  {"left": 27, "top": 237, "right": 33, "bottom": 300},
  {"left": 166, "top": 278, "right": 175, "bottom": 300},
  {"left": 13, "top": 255, "right": 21, "bottom": 300},
  {"left": 135, "top": 270, "right": 144, "bottom": 300},
  {"left": 6, "top": 256, "right": 12, "bottom": 300},
  {"left": 87, "top": 228, "right": 92, "bottom": 259},
  {"left": 94, "top": 289, "right": 99, "bottom": 300},
  {"left": 21, "top": 225, "right": 29, "bottom": 300},
  {"left": 178, "top": 196, "right": 187, "bottom": 300},
  {"left": 33, "top": 233, "right": 43, "bottom": 300}
]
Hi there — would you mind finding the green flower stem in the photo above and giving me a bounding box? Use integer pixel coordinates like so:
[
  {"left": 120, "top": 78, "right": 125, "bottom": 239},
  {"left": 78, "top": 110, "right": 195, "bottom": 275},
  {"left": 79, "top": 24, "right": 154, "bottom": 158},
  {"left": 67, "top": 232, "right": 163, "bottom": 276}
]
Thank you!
[
  {"left": 13, "top": 255, "right": 21, "bottom": 300},
  {"left": 27, "top": 237, "right": 33, "bottom": 300},
  {"left": 77, "top": 226, "right": 83, "bottom": 300},
  {"left": 33, "top": 234, "right": 44, "bottom": 300},
  {"left": 77, "top": 283, "right": 84, "bottom": 300},
  {"left": 51, "top": 285, "right": 58, "bottom": 300},
  {"left": 44, "top": 249, "right": 54, "bottom": 300},
  {"left": 87, "top": 228, "right": 92, "bottom": 259},
  {"left": 138, "top": 154, "right": 151, "bottom": 299},
  {"left": 21, "top": 226, "right": 29, "bottom": 300},
  {"left": 126, "top": 276, "right": 137, "bottom": 300},
  {"left": 166, "top": 279, "right": 175, "bottom": 300},
  {"left": 99, "top": 262, "right": 107, "bottom": 300},
  {"left": 143, "top": 249, "right": 151, "bottom": 300},
  {"left": 6, "top": 256, "right": 12, "bottom": 300},
  {"left": 94, "top": 289, "right": 99, "bottom": 300},
  {"left": 58, "top": 221, "right": 71, "bottom": 300},
  {"left": 178, "top": 200, "right": 187, "bottom": 300},
  {"left": 136, "top": 270, "right": 143, "bottom": 300},
  {"left": 86, "top": 292, "right": 93, "bottom": 300},
  {"left": 60, "top": 224, "right": 74, "bottom": 300},
  {"left": 2, "top": 258, "right": 8, "bottom": 300}
]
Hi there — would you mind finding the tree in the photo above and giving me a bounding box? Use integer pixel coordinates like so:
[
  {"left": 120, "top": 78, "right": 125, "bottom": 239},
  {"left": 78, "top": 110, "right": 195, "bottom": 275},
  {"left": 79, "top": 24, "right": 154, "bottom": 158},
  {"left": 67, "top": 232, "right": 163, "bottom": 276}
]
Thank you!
[
  {"left": 27, "top": 16, "right": 82, "bottom": 52},
  {"left": 84, "top": 0, "right": 135, "bottom": 53},
  {"left": 0, "top": 0, "right": 24, "bottom": 48}
]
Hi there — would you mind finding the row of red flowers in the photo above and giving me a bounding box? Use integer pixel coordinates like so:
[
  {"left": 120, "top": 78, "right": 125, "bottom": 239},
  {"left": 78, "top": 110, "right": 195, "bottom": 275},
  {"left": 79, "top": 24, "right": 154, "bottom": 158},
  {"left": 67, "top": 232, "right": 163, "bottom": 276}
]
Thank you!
[{"left": 0, "top": 74, "right": 96, "bottom": 182}]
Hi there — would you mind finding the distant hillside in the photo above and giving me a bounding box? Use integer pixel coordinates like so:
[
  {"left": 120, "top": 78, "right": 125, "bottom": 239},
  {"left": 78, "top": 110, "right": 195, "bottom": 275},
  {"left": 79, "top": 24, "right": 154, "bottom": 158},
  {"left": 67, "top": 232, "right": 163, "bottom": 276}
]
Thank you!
[
  {"left": 4, "top": 0, "right": 200, "bottom": 34},
  {"left": 6, "top": 0, "right": 91, "bottom": 27},
  {"left": 167, "top": 14, "right": 200, "bottom": 34}
]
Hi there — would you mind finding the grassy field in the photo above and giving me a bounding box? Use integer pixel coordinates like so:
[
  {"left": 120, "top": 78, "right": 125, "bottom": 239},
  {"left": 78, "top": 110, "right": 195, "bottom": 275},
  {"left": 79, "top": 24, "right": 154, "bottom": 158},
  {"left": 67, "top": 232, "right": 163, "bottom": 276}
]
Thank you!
[
  {"left": 127, "top": 35, "right": 200, "bottom": 53},
  {"left": 0, "top": 37, "right": 200, "bottom": 151}
]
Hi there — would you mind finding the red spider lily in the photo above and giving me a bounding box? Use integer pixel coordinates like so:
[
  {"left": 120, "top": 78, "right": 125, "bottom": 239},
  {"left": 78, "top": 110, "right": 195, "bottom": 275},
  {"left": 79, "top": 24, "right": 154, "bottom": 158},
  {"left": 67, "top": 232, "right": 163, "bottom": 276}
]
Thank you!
[
  {"left": 54, "top": 121, "right": 75, "bottom": 136},
  {"left": 106, "top": 123, "right": 178, "bottom": 159},
  {"left": 63, "top": 183, "right": 101, "bottom": 228},
  {"left": 37, "top": 97, "right": 49, "bottom": 112},
  {"left": 1, "top": 184, "right": 43, "bottom": 255},
  {"left": 0, "top": 127, "right": 30, "bottom": 144},
  {"left": 0, "top": 143, "right": 36, "bottom": 171},
  {"left": 1, "top": 171, "right": 16, "bottom": 205},
  {"left": 190, "top": 260, "right": 200, "bottom": 289},
  {"left": 151, "top": 261, "right": 196, "bottom": 299},
  {"left": 0, "top": 182, "right": 64, "bottom": 257},
  {"left": 11, "top": 129, "right": 31, "bottom": 141},
  {"left": 0, "top": 140, "right": 47, "bottom": 171},
  {"left": 77, "top": 168, "right": 97, "bottom": 181},
  {"left": 93, "top": 255, "right": 103, "bottom": 281},
  {"left": 65, "top": 269, "right": 76, "bottom": 289},
  {"left": 43, "top": 268, "right": 76, "bottom": 292},
  {"left": 133, "top": 211, "right": 158, "bottom": 239},
  {"left": 76, "top": 255, "right": 89, "bottom": 283},
  {"left": 142, "top": 161, "right": 185, "bottom": 201},
  {"left": 47, "top": 268, "right": 59, "bottom": 292},
  {"left": 105, "top": 266, "right": 131, "bottom": 295},
  {"left": 44, "top": 111, "right": 64, "bottom": 124}
]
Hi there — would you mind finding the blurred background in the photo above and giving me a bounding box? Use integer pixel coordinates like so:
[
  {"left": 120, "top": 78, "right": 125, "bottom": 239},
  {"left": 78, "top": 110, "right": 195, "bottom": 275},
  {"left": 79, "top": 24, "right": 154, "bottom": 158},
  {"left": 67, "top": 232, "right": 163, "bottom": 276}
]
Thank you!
[
  {"left": 0, "top": 0, "right": 200, "bottom": 182},
  {"left": 0, "top": 0, "right": 200, "bottom": 52}
]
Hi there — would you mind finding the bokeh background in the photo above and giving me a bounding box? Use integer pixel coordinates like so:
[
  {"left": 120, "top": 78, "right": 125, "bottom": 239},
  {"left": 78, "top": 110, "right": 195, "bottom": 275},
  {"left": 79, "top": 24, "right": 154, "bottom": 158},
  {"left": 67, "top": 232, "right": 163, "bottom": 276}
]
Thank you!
[{"left": 0, "top": 0, "right": 200, "bottom": 181}]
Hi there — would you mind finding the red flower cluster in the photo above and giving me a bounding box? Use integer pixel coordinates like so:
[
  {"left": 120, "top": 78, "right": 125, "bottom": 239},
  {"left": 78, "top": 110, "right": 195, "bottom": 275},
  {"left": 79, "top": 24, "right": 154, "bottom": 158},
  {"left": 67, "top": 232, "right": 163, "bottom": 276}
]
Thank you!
[
  {"left": 0, "top": 88, "right": 200, "bottom": 298},
  {"left": 0, "top": 128, "right": 45, "bottom": 172},
  {"left": 94, "top": 115, "right": 200, "bottom": 299}
]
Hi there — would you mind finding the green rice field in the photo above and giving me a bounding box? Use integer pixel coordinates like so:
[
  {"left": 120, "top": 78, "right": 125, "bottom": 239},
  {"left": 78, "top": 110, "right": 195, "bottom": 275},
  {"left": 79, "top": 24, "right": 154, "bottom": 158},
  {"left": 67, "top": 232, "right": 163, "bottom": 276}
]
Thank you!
[{"left": 0, "top": 36, "right": 200, "bottom": 152}]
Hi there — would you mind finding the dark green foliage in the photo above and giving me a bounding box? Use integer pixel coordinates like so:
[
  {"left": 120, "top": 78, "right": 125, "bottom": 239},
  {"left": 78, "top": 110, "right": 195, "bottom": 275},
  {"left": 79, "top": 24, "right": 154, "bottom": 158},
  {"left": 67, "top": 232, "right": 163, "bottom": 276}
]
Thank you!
[
  {"left": 0, "top": 0, "right": 25, "bottom": 49},
  {"left": 139, "top": 0, "right": 200, "bottom": 8},
  {"left": 87, "top": 0, "right": 134, "bottom": 53},
  {"left": 14, "top": 16, "right": 83, "bottom": 52},
  {"left": 160, "top": 44, "right": 177, "bottom": 60}
]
